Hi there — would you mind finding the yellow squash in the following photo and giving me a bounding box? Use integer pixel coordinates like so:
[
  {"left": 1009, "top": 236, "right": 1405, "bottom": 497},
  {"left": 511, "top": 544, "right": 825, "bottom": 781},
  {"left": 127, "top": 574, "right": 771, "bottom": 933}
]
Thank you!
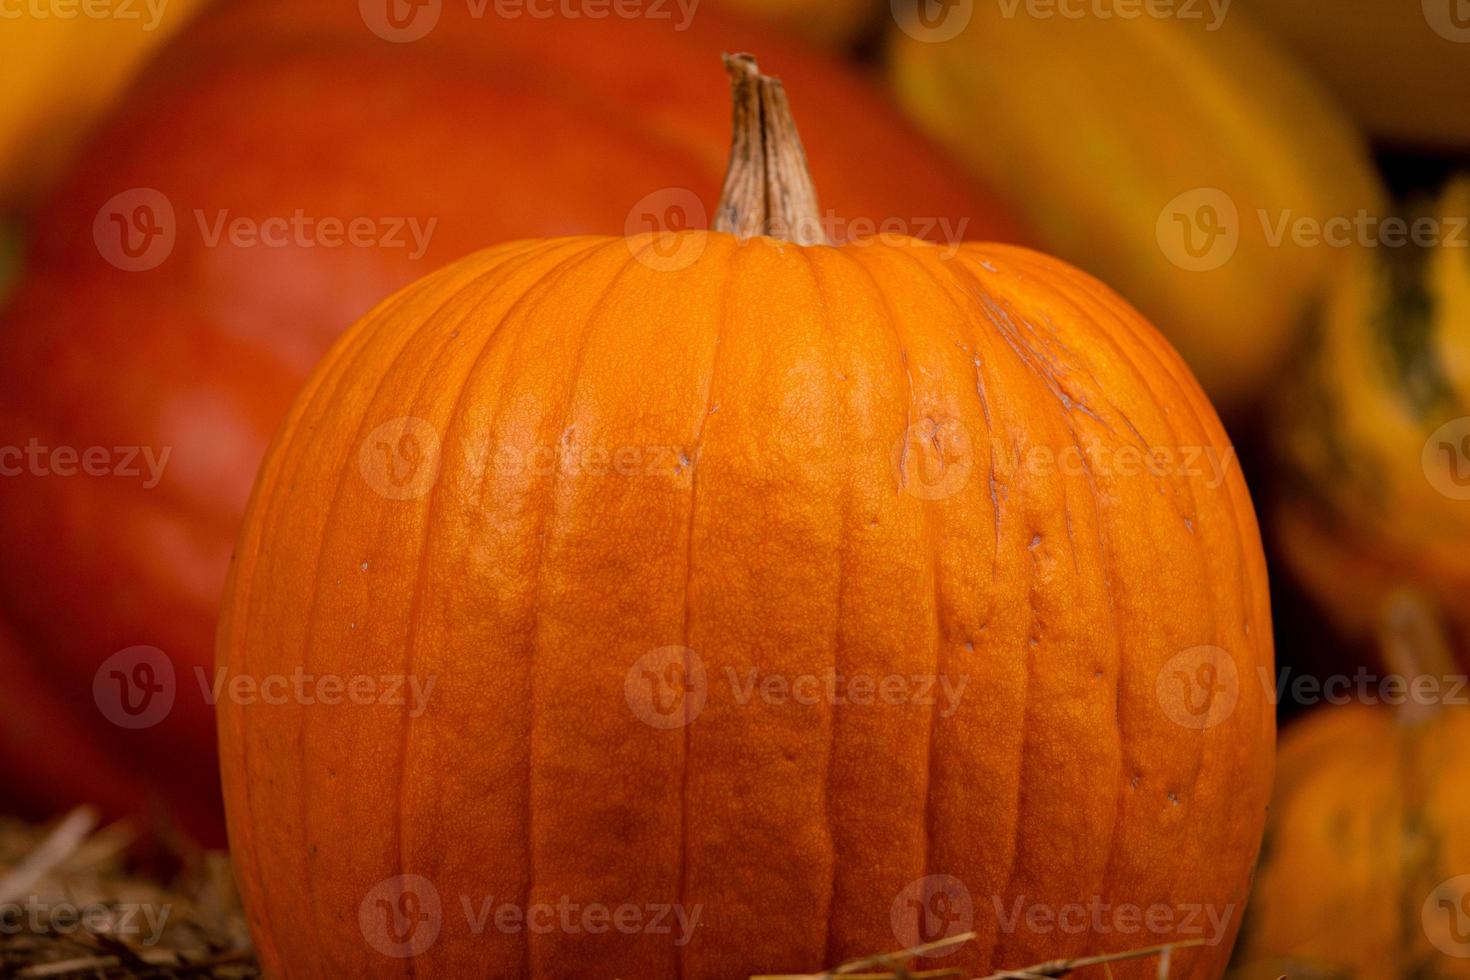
[
  {"left": 0, "top": 0, "right": 207, "bottom": 206},
  {"left": 1274, "top": 178, "right": 1470, "bottom": 653},
  {"left": 887, "top": 5, "right": 1386, "bottom": 411},
  {"left": 1233, "top": 0, "right": 1470, "bottom": 151},
  {"left": 1237, "top": 594, "right": 1470, "bottom": 977}
]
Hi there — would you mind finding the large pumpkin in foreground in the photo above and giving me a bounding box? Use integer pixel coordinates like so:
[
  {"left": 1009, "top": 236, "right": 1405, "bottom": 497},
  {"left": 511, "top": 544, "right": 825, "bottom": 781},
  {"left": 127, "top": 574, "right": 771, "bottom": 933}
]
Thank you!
[
  {"left": 220, "top": 57, "right": 1273, "bottom": 979},
  {"left": 0, "top": 0, "right": 1016, "bottom": 839}
]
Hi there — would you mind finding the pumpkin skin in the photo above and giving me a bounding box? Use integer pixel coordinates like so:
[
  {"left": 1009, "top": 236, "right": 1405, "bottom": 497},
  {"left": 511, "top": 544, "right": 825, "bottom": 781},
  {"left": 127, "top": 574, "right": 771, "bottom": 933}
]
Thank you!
[
  {"left": 0, "top": 0, "right": 208, "bottom": 206},
  {"left": 886, "top": 6, "right": 1385, "bottom": 411},
  {"left": 0, "top": 0, "right": 1017, "bottom": 839},
  {"left": 219, "top": 229, "right": 1274, "bottom": 978},
  {"left": 1273, "top": 179, "right": 1470, "bottom": 655},
  {"left": 1232, "top": 0, "right": 1470, "bottom": 151},
  {"left": 707, "top": 0, "right": 877, "bottom": 47}
]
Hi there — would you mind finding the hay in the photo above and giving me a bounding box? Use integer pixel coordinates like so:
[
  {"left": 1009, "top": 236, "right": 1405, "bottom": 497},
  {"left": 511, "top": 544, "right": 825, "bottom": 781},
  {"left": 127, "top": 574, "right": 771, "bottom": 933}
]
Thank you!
[
  {"left": 0, "top": 808, "right": 256, "bottom": 978},
  {"left": 0, "top": 809, "right": 1203, "bottom": 979},
  {"left": 752, "top": 932, "right": 1206, "bottom": 979}
]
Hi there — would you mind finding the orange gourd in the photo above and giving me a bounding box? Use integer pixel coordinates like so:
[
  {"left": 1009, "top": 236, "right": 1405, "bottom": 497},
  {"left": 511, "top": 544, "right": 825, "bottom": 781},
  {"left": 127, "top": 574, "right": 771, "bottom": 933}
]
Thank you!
[
  {"left": 219, "top": 57, "right": 1273, "bottom": 978},
  {"left": 1237, "top": 593, "right": 1470, "bottom": 977}
]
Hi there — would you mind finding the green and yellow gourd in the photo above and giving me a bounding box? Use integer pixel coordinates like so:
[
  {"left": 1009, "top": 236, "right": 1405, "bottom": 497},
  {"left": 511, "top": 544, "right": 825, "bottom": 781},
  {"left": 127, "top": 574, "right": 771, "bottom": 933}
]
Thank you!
[{"left": 1274, "top": 178, "right": 1470, "bottom": 654}]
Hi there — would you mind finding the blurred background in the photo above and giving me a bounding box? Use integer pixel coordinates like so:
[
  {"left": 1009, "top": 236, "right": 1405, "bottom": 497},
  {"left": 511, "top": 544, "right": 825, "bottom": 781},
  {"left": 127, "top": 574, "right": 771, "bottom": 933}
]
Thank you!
[{"left": 0, "top": 0, "right": 1467, "bottom": 976}]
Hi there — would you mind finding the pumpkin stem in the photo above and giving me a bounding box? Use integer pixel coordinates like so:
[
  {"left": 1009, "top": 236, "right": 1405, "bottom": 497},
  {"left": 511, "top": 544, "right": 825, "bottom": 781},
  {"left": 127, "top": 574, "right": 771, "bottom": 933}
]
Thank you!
[
  {"left": 713, "top": 54, "right": 831, "bottom": 246},
  {"left": 1378, "top": 589, "right": 1459, "bottom": 725}
]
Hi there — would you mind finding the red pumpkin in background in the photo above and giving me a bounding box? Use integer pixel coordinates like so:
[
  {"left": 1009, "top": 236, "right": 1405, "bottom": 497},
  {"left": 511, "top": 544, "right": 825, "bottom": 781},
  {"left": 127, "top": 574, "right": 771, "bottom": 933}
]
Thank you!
[
  {"left": 0, "top": 0, "right": 1018, "bottom": 840},
  {"left": 0, "top": 621, "right": 148, "bottom": 824}
]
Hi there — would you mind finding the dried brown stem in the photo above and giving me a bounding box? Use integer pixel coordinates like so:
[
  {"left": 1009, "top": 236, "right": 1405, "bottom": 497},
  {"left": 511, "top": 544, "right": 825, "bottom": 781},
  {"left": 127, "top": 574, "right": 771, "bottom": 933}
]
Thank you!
[{"left": 713, "top": 53, "right": 829, "bottom": 246}]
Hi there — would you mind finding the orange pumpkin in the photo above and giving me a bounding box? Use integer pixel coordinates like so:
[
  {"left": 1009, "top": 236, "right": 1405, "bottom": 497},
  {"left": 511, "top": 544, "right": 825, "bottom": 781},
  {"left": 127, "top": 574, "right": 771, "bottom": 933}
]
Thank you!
[
  {"left": 219, "top": 56, "right": 1273, "bottom": 979},
  {"left": 0, "top": 0, "right": 1018, "bottom": 840},
  {"left": 1237, "top": 593, "right": 1470, "bottom": 977}
]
